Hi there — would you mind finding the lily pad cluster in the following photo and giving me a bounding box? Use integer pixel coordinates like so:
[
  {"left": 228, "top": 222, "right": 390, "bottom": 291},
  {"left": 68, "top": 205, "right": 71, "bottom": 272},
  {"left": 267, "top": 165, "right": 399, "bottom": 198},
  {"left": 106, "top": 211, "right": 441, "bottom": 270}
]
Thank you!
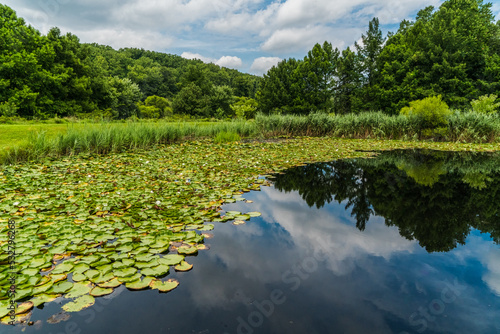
[{"left": 0, "top": 137, "right": 499, "bottom": 325}]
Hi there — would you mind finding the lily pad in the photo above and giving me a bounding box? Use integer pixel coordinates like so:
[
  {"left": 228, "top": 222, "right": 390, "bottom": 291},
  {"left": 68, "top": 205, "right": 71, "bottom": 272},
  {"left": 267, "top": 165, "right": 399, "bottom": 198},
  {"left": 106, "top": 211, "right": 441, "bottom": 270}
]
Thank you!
[
  {"left": 140, "top": 264, "right": 170, "bottom": 277},
  {"left": 158, "top": 254, "right": 184, "bottom": 266},
  {"left": 90, "top": 287, "right": 113, "bottom": 297},
  {"left": 51, "top": 262, "right": 74, "bottom": 275},
  {"left": 247, "top": 212, "right": 262, "bottom": 217},
  {"left": 233, "top": 220, "right": 246, "bottom": 226},
  {"left": 62, "top": 295, "right": 95, "bottom": 312},
  {"left": 16, "top": 301, "right": 33, "bottom": 314},
  {"left": 65, "top": 282, "right": 92, "bottom": 299},
  {"left": 98, "top": 278, "right": 121, "bottom": 288},
  {"left": 117, "top": 273, "right": 142, "bottom": 283},
  {"left": 51, "top": 281, "right": 74, "bottom": 294},
  {"left": 73, "top": 263, "right": 90, "bottom": 274},
  {"left": 149, "top": 279, "right": 179, "bottom": 292},
  {"left": 14, "top": 288, "right": 32, "bottom": 301},
  {"left": 125, "top": 277, "right": 154, "bottom": 290},
  {"left": 85, "top": 270, "right": 100, "bottom": 280},
  {"left": 33, "top": 281, "right": 54, "bottom": 295},
  {"left": 174, "top": 261, "right": 193, "bottom": 272},
  {"left": 177, "top": 246, "right": 198, "bottom": 255},
  {"left": 113, "top": 267, "right": 137, "bottom": 278},
  {"left": 31, "top": 294, "right": 59, "bottom": 307},
  {"left": 72, "top": 273, "right": 87, "bottom": 282}
]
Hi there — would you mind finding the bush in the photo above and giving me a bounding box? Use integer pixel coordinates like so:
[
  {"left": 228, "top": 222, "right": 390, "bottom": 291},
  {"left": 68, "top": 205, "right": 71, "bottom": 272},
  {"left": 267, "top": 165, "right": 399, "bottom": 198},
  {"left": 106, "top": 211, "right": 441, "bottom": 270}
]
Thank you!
[
  {"left": 213, "top": 131, "right": 241, "bottom": 144},
  {"left": 400, "top": 96, "right": 451, "bottom": 130},
  {"left": 0, "top": 102, "right": 18, "bottom": 117},
  {"left": 470, "top": 94, "right": 500, "bottom": 114}
]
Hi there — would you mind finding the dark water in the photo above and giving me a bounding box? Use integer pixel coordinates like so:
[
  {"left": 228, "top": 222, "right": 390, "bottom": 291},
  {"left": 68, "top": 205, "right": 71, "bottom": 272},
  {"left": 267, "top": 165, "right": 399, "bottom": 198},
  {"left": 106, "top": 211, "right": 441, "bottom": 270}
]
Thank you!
[{"left": 9, "top": 149, "right": 500, "bottom": 334}]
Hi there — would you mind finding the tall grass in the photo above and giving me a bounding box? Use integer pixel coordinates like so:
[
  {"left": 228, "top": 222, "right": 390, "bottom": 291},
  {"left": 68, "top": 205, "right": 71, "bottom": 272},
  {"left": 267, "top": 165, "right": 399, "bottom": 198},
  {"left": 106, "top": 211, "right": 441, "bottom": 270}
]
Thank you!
[
  {"left": 2, "top": 112, "right": 499, "bottom": 165},
  {"left": 255, "top": 112, "right": 500, "bottom": 142},
  {"left": 0, "top": 121, "right": 257, "bottom": 164}
]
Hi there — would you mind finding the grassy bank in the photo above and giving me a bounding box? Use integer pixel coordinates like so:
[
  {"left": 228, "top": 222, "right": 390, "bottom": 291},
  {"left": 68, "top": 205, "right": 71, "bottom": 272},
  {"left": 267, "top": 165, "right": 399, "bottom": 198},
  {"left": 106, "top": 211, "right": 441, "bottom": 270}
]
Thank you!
[
  {"left": 1, "top": 112, "right": 500, "bottom": 165},
  {"left": 0, "top": 121, "right": 257, "bottom": 164},
  {"left": 254, "top": 112, "right": 500, "bottom": 142}
]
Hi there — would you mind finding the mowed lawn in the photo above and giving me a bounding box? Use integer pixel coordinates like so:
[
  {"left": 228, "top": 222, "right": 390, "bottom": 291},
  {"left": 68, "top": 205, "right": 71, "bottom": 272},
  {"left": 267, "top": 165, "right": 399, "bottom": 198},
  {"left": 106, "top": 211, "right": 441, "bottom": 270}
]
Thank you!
[{"left": 0, "top": 121, "right": 222, "bottom": 150}]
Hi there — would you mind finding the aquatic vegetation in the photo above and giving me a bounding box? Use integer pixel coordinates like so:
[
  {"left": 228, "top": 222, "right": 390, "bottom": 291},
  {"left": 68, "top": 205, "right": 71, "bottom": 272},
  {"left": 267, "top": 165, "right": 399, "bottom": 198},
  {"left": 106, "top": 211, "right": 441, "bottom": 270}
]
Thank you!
[{"left": 0, "top": 137, "right": 499, "bottom": 324}]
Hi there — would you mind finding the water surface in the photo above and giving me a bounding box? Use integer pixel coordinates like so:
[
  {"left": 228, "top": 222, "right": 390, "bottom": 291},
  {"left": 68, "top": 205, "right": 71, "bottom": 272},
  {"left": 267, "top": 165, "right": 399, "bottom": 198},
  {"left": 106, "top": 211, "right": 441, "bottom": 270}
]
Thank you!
[{"left": 10, "top": 149, "right": 500, "bottom": 334}]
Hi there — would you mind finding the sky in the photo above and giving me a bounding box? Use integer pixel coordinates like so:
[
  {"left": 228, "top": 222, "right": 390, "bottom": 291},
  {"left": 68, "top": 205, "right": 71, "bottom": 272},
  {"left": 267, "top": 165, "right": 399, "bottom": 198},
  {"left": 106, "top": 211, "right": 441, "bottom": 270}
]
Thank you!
[{"left": 2, "top": 0, "right": 500, "bottom": 75}]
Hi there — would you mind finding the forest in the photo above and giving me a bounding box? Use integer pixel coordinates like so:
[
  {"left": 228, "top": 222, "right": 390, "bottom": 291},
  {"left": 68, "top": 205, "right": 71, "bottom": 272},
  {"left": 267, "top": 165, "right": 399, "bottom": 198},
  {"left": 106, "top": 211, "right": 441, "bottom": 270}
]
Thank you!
[{"left": 1, "top": 0, "right": 500, "bottom": 121}]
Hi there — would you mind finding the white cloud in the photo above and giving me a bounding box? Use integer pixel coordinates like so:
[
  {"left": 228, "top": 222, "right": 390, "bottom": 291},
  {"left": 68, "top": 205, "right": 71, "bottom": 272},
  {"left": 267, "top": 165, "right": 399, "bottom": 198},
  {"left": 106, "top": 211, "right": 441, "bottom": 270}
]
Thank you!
[
  {"left": 73, "top": 28, "right": 173, "bottom": 50},
  {"left": 215, "top": 56, "right": 243, "bottom": 69},
  {"left": 181, "top": 52, "right": 243, "bottom": 69},
  {"left": 181, "top": 52, "right": 216, "bottom": 63},
  {"left": 250, "top": 56, "right": 282, "bottom": 75}
]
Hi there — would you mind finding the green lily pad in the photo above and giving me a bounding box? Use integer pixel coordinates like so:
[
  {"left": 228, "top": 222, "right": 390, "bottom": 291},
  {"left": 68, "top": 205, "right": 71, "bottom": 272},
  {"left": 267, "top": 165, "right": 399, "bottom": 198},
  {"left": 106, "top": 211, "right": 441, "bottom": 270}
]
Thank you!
[
  {"left": 140, "top": 264, "right": 169, "bottom": 277},
  {"left": 96, "top": 264, "right": 113, "bottom": 275},
  {"left": 247, "top": 212, "right": 262, "bottom": 217},
  {"left": 158, "top": 254, "right": 184, "bottom": 266},
  {"left": 122, "top": 259, "right": 135, "bottom": 267},
  {"left": 198, "top": 224, "right": 214, "bottom": 231},
  {"left": 14, "top": 288, "right": 32, "bottom": 301},
  {"left": 62, "top": 295, "right": 95, "bottom": 312},
  {"left": 73, "top": 263, "right": 90, "bottom": 274},
  {"left": 134, "top": 259, "right": 159, "bottom": 269},
  {"left": 72, "top": 273, "right": 87, "bottom": 282},
  {"left": 85, "top": 270, "right": 100, "bottom": 280},
  {"left": 50, "top": 273, "right": 67, "bottom": 283},
  {"left": 33, "top": 281, "right": 53, "bottom": 295},
  {"left": 51, "top": 281, "right": 74, "bottom": 294},
  {"left": 149, "top": 279, "right": 179, "bottom": 292},
  {"left": 117, "top": 273, "right": 142, "bottom": 283},
  {"left": 90, "top": 273, "right": 115, "bottom": 284},
  {"left": 177, "top": 246, "right": 198, "bottom": 255},
  {"left": 98, "top": 278, "right": 121, "bottom": 288},
  {"left": 114, "top": 267, "right": 137, "bottom": 278},
  {"left": 51, "top": 262, "right": 74, "bottom": 275},
  {"left": 174, "top": 261, "right": 193, "bottom": 272},
  {"left": 90, "top": 287, "right": 113, "bottom": 297},
  {"left": 65, "top": 282, "right": 92, "bottom": 299},
  {"left": 31, "top": 294, "right": 59, "bottom": 307},
  {"left": 125, "top": 277, "right": 154, "bottom": 290}
]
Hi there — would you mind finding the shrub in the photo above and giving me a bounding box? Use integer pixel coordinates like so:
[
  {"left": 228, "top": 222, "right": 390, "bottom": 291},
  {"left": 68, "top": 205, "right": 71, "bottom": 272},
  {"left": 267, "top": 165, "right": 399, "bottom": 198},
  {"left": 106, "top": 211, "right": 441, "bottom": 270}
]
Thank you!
[
  {"left": 0, "top": 102, "right": 18, "bottom": 117},
  {"left": 470, "top": 94, "right": 500, "bottom": 114},
  {"left": 213, "top": 131, "right": 241, "bottom": 144},
  {"left": 400, "top": 95, "right": 451, "bottom": 129}
]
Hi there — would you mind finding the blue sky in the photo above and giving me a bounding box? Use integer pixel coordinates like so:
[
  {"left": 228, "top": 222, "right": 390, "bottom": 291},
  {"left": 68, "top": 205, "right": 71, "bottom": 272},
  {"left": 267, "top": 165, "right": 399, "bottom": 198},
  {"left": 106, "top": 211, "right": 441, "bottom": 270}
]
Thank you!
[{"left": 2, "top": 0, "right": 500, "bottom": 75}]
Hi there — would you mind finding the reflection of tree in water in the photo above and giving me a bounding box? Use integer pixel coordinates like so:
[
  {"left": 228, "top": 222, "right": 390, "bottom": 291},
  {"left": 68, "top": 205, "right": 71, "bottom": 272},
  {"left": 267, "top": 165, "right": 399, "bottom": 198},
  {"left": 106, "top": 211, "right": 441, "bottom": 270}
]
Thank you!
[{"left": 272, "top": 150, "right": 500, "bottom": 252}]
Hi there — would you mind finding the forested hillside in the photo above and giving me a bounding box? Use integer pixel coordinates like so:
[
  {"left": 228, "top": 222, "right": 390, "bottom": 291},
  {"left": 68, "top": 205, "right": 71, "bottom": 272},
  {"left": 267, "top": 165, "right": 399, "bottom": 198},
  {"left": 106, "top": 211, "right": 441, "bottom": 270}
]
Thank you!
[
  {"left": 258, "top": 0, "right": 500, "bottom": 115},
  {"left": 0, "top": 4, "right": 260, "bottom": 119},
  {"left": 2, "top": 0, "right": 500, "bottom": 121}
]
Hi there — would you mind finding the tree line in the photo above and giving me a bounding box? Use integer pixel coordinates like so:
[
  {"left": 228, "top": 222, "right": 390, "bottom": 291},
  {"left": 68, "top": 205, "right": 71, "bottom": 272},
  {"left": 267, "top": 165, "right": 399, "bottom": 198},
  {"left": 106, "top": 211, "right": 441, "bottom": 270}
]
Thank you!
[
  {"left": 0, "top": 4, "right": 260, "bottom": 119},
  {"left": 257, "top": 0, "right": 500, "bottom": 115}
]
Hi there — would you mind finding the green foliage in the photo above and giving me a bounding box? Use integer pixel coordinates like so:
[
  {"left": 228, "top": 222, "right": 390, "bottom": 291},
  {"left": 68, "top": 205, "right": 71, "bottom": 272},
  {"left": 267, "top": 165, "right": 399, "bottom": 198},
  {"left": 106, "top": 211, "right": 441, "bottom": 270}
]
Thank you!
[
  {"left": 137, "top": 95, "right": 172, "bottom": 119},
  {"left": 0, "top": 101, "right": 17, "bottom": 117},
  {"left": 376, "top": 0, "right": 500, "bottom": 113},
  {"left": 470, "top": 94, "right": 500, "bottom": 114},
  {"left": 400, "top": 96, "right": 451, "bottom": 129},
  {"left": 231, "top": 97, "right": 258, "bottom": 120},
  {"left": 213, "top": 131, "right": 241, "bottom": 143}
]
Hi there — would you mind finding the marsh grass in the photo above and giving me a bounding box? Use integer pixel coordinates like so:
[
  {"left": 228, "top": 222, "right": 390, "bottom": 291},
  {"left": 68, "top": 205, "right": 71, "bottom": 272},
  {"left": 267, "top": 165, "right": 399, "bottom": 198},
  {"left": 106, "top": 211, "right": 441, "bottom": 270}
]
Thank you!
[
  {"left": 2, "top": 112, "right": 499, "bottom": 165},
  {"left": 0, "top": 121, "right": 257, "bottom": 164}
]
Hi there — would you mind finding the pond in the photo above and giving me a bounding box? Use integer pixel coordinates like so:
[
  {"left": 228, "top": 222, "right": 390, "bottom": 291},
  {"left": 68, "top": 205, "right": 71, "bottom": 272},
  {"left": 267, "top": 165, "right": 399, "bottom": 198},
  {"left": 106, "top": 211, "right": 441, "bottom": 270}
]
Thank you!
[{"left": 6, "top": 149, "right": 500, "bottom": 334}]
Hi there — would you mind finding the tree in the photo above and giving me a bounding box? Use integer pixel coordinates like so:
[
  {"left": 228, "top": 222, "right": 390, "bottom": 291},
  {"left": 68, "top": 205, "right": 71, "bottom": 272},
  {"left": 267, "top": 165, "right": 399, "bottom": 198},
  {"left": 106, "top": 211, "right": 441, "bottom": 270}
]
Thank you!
[
  {"left": 173, "top": 82, "right": 210, "bottom": 117},
  {"left": 107, "top": 77, "right": 142, "bottom": 119},
  {"left": 355, "top": 17, "right": 385, "bottom": 111},
  {"left": 294, "top": 42, "right": 338, "bottom": 113},
  {"left": 376, "top": 0, "right": 500, "bottom": 114},
  {"left": 333, "top": 47, "right": 362, "bottom": 114},
  {"left": 256, "top": 58, "right": 301, "bottom": 114}
]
